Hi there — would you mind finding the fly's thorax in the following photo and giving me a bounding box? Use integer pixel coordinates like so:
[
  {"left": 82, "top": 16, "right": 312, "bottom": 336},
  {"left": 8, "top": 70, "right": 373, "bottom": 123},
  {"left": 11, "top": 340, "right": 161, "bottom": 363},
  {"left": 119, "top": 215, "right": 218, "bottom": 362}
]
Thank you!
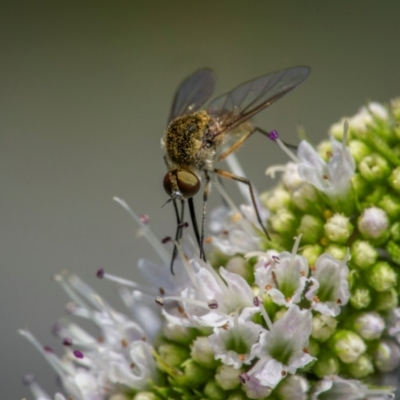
[
  {"left": 164, "top": 111, "right": 211, "bottom": 168},
  {"left": 193, "top": 127, "right": 221, "bottom": 170}
]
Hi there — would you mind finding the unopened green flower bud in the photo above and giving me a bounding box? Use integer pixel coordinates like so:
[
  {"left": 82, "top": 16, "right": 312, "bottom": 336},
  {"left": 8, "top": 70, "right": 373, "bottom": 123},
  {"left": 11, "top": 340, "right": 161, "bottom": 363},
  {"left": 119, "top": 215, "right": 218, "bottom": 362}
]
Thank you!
[
  {"left": 349, "top": 111, "right": 372, "bottom": 137},
  {"left": 350, "top": 285, "right": 371, "bottom": 309},
  {"left": 358, "top": 207, "right": 389, "bottom": 243},
  {"left": 351, "top": 174, "right": 369, "bottom": 199},
  {"left": 112, "top": 395, "right": 134, "bottom": 400},
  {"left": 378, "top": 198, "right": 400, "bottom": 220},
  {"left": 204, "top": 379, "right": 226, "bottom": 400},
  {"left": 351, "top": 240, "right": 378, "bottom": 269},
  {"left": 364, "top": 186, "right": 386, "bottom": 207},
  {"left": 331, "top": 330, "right": 366, "bottom": 363},
  {"left": 347, "top": 269, "right": 357, "bottom": 289},
  {"left": 297, "top": 215, "right": 324, "bottom": 244},
  {"left": 359, "top": 153, "right": 390, "bottom": 182},
  {"left": 346, "top": 354, "right": 374, "bottom": 378},
  {"left": 208, "top": 251, "right": 229, "bottom": 270},
  {"left": 325, "top": 244, "right": 347, "bottom": 260},
  {"left": 291, "top": 183, "right": 320, "bottom": 213},
  {"left": 312, "top": 314, "right": 338, "bottom": 342},
  {"left": 275, "top": 375, "right": 309, "bottom": 400},
  {"left": 263, "top": 187, "right": 291, "bottom": 212},
  {"left": 324, "top": 214, "right": 353, "bottom": 244},
  {"left": 191, "top": 337, "right": 218, "bottom": 369},
  {"left": 367, "top": 261, "right": 397, "bottom": 292},
  {"left": 388, "top": 166, "right": 400, "bottom": 193},
  {"left": 163, "top": 322, "right": 197, "bottom": 344},
  {"left": 387, "top": 241, "right": 400, "bottom": 266},
  {"left": 317, "top": 140, "right": 332, "bottom": 161},
  {"left": 270, "top": 209, "right": 297, "bottom": 234},
  {"left": 353, "top": 312, "right": 385, "bottom": 340},
  {"left": 225, "top": 256, "right": 251, "bottom": 280},
  {"left": 182, "top": 359, "right": 214, "bottom": 387},
  {"left": 329, "top": 118, "right": 347, "bottom": 140},
  {"left": 313, "top": 351, "right": 340, "bottom": 377},
  {"left": 348, "top": 140, "right": 371, "bottom": 163},
  {"left": 300, "top": 244, "right": 323, "bottom": 265},
  {"left": 379, "top": 194, "right": 400, "bottom": 220},
  {"left": 158, "top": 343, "right": 189, "bottom": 369},
  {"left": 367, "top": 102, "right": 388, "bottom": 121},
  {"left": 390, "top": 222, "right": 400, "bottom": 241},
  {"left": 373, "top": 340, "right": 400, "bottom": 372},
  {"left": 227, "top": 391, "right": 248, "bottom": 400},
  {"left": 133, "top": 393, "right": 160, "bottom": 400},
  {"left": 308, "top": 337, "right": 320, "bottom": 357},
  {"left": 215, "top": 365, "right": 241, "bottom": 390},
  {"left": 374, "top": 288, "right": 398, "bottom": 311}
]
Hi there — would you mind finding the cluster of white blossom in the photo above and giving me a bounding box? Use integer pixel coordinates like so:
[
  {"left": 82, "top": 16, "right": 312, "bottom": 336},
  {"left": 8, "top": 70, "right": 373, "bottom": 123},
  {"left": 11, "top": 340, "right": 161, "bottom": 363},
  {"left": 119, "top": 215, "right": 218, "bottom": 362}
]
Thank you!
[{"left": 21, "top": 100, "right": 400, "bottom": 399}]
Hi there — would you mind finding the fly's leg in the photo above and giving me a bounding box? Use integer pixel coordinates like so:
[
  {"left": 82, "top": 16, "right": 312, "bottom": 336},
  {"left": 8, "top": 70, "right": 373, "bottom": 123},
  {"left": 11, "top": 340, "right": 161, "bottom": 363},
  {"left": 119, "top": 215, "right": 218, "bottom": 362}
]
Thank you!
[
  {"left": 217, "top": 174, "right": 229, "bottom": 208},
  {"left": 188, "top": 197, "right": 206, "bottom": 262},
  {"left": 200, "top": 172, "right": 211, "bottom": 261},
  {"left": 170, "top": 199, "right": 185, "bottom": 274},
  {"left": 217, "top": 129, "right": 255, "bottom": 162},
  {"left": 217, "top": 126, "right": 297, "bottom": 164},
  {"left": 214, "top": 168, "right": 271, "bottom": 240}
]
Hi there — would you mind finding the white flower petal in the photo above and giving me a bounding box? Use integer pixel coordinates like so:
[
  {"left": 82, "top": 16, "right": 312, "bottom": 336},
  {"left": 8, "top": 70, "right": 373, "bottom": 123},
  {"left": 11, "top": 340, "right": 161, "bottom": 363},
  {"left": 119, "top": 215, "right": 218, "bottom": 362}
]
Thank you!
[
  {"left": 219, "top": 267, "right": 254, "bottom": 305},
  {"left": 297, "top": 134, "right": 355, "bottom": 203},
  {"left": 311, "top": 375, "right": 394, "bottom": 400},
  {"left": 250, "top": 306, "right": 314, "bottom": 389},
  {"left": 209, "top": 318, "right": 263, "bottom": 368},
  {"left": 254, "top": 357, "right": 285, "bottom": 388},
  {"left": 305, "top": 253, "right": 350, "bottom": 316}
]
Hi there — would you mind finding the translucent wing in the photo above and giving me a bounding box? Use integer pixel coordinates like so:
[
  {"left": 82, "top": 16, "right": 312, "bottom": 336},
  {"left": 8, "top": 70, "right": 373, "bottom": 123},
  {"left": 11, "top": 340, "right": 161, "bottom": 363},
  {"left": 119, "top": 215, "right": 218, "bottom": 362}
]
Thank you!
[
  {"left": 208, "top": 66, "right": 310, "bottom": 135},
  {"left": 168, "top": 69, "right": 216, "bottom": 124}
]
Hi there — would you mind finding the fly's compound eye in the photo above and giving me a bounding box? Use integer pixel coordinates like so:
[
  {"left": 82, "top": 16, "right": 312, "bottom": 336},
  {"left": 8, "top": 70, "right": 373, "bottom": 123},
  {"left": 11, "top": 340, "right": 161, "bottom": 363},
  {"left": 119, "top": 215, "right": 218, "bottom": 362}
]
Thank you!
[
  {"left": 163, "top": 170, "right": 200, "bottom": 199},
  {"left": 163, "top": 171, "right": 175, "bottom": 197},
  {"left": 176, "top": 170, "right": 200, "bottom": 198}
]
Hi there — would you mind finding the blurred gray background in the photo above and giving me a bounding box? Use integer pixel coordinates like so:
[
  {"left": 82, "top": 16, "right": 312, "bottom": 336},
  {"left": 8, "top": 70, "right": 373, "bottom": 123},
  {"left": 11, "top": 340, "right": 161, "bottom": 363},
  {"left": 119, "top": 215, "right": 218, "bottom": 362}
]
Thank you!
[{"left": 2, "top": 1, "right": 400, "bottom": 398}]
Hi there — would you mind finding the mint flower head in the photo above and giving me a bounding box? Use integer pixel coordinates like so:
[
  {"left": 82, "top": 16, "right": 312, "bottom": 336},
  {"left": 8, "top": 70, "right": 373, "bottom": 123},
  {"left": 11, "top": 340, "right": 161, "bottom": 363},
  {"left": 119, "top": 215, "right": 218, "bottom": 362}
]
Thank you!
[{"left": 20, "top": 99, "right": 400, "bottom": 400}]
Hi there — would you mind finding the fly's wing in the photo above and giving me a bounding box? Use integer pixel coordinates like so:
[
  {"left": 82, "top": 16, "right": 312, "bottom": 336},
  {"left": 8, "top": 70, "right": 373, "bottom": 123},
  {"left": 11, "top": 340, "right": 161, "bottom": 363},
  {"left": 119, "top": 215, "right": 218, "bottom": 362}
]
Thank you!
[
  {"left": 168, "top": 69, "right": 216, "bottom": 124},
  {"left": 208, "top": 66, "right": 310, "bottom": 136}
]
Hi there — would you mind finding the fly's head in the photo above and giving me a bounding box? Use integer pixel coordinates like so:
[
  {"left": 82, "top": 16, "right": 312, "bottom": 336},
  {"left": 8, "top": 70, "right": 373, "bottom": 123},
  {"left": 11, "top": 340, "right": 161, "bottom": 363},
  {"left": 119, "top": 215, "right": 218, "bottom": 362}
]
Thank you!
[{"left": 163, "top": 169, "right": 201, "bottom": 200}]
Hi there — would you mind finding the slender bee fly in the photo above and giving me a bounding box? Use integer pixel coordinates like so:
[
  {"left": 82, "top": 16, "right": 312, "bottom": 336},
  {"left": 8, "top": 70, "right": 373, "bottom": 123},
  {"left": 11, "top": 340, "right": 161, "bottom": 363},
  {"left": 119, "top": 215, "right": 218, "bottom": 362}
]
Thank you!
[{"left": 161, "top": 66, "right": 310, "bottom": 272}]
